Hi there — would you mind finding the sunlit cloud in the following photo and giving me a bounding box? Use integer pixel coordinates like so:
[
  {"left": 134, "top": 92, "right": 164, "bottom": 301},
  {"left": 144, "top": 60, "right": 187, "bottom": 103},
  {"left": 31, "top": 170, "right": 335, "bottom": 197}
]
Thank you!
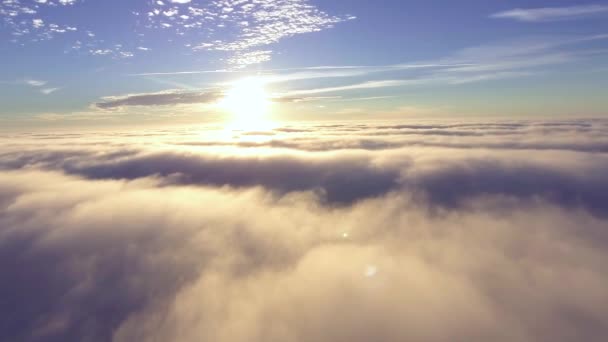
[
  {"left": 2, "top": 0, "right": 352, "bottom": 66},
  {"left": 284, "top": 79, "right": 414, "bottom": 96},
  {"left": 123, "top": 33, "right": 608, "bottom": 98},
  {"left": 140, "top": 0, "right": 355, "bottom": 67},
  {"left": 127, "top": 63, "right": 473, "bottom": 78},
  {"left": 1, "top": 119, "right": 608, "bottom": 341}
]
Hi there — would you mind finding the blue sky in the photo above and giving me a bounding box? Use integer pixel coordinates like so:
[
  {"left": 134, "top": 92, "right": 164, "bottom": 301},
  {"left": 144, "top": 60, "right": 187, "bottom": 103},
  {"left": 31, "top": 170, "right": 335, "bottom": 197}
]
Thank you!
[{"left": 1, "top": 0, "right": 608, "bottom": 125}]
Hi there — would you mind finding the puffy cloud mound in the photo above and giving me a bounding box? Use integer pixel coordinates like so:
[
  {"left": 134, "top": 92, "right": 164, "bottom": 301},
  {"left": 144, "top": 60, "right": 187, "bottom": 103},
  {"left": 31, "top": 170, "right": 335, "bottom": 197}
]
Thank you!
[{"left": 1, "top": 119, "right": 608, "bottom": 342}]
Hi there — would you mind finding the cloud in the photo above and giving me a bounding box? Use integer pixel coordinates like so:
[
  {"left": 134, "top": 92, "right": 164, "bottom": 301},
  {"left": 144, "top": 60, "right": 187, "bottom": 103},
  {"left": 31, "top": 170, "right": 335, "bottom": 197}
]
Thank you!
[
  {"left": 1, "top": 0, "right": 82, "bottom": 44},
  {"left": 141, "top": 0, "right": 355, "bottom": 67},
  {"left": 41, "top": 87, "right": 61, "bottom": 95},
  {"left": 491, "top": 4, "right": 608, "bottom": 22},
  {"left": 0, "top": 79, "right": 63, "bottom": 95},
  {"left": 93, "top": 89, "right": 338, "bottom": 109},
  {"left": 3, "top": 0, "right": 354, "bottom": 65},
  {"left": 1, "top": 0, "right": 133, "bottom": 58},
  {"left": 128, "top": 63, "right": 473, "bottom": 78},
  {"left": 24, "top": 79, "right": 48, "bottom": 87},
  {"left": 284, "top": 80, "right": 414, "bottom": 96},
  {"left": 127, "top": 33, "right": 608, "bottom": 96},
  {"left": 1, "top": 119, "right": 608, "bottom": 341},
  {"left": 369, "top": 34, "right": 608, "bottom": 91},
  {"left": 94, "top": 89, "right": 224, "bottom": 109},
  {"left": 3, "top": 119, "right": 608, "bottom": 210},
  {"left": 225, "top": 50, "right": 273, "bottom": 69}
]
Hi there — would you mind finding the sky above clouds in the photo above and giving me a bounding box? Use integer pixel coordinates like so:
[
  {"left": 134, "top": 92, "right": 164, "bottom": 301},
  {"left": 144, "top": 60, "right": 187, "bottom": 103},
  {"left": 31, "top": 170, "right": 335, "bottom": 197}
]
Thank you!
[{"left": 1, "top": 0, "right": 608, "bottom": 124}]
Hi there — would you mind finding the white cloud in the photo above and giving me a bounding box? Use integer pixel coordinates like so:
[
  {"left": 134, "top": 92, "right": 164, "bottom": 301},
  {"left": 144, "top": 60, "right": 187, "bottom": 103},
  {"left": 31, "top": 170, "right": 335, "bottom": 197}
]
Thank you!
[
  {"left": 41, "top": 87, "right": 61, "bottom": 95},
  {"left": 491, "top": 4, "right": 608, "bottom": 22},
  {"left": 0, "top": 0, "right": 139, "bottom": 58},
  {"left": 142, "top": 0, "right": 355, "bottom": 67},
  {"left": 1, "top": 0, "right": 83, "bottom": 42},
  {"left": 1, "top": 120, "right": 608, "bottom": 341},
  {"left": 284, "top": 79, "right": 414, "bottom": 96},
  {"left": 225, "top": 50, "right": 273, "bottom": 68},
  {"left": 2, "top": 0, "right": 351, "bottom": 65},
  {"left": 24, "top": 79, "right": 48, "bottom": 87}
]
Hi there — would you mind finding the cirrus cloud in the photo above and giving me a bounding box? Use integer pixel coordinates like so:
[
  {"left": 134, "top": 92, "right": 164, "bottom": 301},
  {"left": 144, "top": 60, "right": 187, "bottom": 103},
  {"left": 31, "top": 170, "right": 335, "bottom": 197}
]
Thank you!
[{"left": 491, "top": 4, "right": 608, "bottom": 22}]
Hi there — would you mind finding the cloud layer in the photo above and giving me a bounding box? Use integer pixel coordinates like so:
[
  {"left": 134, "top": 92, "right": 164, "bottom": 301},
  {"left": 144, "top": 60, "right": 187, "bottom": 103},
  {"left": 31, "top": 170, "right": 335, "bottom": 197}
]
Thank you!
[{"left": 1, "top": 119, "right": 608, "bottom": 341}]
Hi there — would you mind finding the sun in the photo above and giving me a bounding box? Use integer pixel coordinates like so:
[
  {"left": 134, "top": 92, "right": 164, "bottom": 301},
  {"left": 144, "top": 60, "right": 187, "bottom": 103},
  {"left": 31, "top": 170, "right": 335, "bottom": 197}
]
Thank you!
[{"left": 219, "top": 77, "right": 271, "bottom": 126}]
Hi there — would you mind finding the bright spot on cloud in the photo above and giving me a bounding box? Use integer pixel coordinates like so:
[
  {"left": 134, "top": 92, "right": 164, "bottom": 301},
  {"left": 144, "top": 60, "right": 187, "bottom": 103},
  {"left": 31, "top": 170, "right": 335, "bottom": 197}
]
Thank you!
[{"left": 365, "top": 265, "right": 378, "bottom": 277}]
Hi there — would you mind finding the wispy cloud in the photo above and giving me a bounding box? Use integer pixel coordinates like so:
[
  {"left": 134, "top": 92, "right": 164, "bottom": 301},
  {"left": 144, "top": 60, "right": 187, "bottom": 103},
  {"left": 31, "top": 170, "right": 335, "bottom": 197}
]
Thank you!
[
  {"left": 284, "top": 80, "right": 414, "bottom": 96},
  {"left": 491, "top": 4, "right": 608, "bottom": 22},
  {"left": 129, "top": 63, "right": 472, "bottom": 78},
  {"left": 23, "top": 79, "right": 48, "bottom": 87},
  {"left": 40, "top": 87, "right": 61, "bottom": 95},
  {"left": 128, "top": 32, "right": 608, "bottom": 99},
  {"left": 280, "top": 71, "right": 534, "bottom": 96},
  {"left": 95, "top": 89, "right": 224, "bottom": 109},
  {"left": 279, "top": 34, "right": 607, "bottom": 95},
  {"left": 11, "top": 79, "right": 64, "bottom": 95},
  {"left": 128, "top": 64, "right": 477, "bottom": 91},
  {"left": 328, "top": 95, "right": 398, "bottom": 103},
  {"left": 106, "top": 32, "right": 608, "bottom": 105},
  {"left": 94, "top": 88, "right": 340, "bottom": 109},
  {"left": 1, "top": 78, "right": 65, "bottom": 92}
]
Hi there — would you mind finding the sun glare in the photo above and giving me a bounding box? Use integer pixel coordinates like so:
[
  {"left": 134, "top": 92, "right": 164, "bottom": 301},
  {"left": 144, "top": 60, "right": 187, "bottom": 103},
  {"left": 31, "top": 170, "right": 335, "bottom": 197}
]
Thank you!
[{"left": 220, "top": 77, "right": 271, "bottom": 127}]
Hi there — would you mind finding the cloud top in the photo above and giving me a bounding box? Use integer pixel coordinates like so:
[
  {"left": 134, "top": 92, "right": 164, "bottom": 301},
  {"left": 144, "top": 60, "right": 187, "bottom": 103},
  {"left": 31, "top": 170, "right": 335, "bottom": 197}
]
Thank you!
[{"left": 1, "top": 119, "right": 608, "bottom": 341}]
